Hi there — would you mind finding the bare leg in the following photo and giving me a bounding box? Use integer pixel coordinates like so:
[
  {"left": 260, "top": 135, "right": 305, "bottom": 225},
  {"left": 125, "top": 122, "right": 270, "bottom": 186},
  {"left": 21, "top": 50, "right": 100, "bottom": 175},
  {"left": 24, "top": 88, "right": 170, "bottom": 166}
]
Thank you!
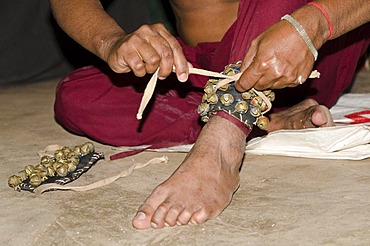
[
  {"left": 267, "top": 99, "right": 335, "bottom": 132},
  {"left": 132, "top": 98, "right": 334, "bottom": 229},
  {"left": 132, "top": 115, "right": 246, "bottom": 229}
]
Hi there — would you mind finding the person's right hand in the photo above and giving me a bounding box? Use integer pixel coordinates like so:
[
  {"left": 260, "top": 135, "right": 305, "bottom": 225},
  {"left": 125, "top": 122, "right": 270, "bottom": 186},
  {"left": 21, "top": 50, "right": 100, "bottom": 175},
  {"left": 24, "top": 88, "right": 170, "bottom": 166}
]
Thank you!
[
  {"left": 235, "top": 19, "right": 316, "bottom": 92},
  {"left": 105, "top": 23, "right": 189, "bottom": 82}
]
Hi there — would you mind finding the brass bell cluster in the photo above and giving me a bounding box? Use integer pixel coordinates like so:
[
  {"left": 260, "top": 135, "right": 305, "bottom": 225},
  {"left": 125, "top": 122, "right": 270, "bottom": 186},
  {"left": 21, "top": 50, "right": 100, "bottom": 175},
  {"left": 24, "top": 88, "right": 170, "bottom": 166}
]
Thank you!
[
  {"left": 8, "top": 142, "right": 95, "bottom": 189},
  {"left": 197, "top": 64, "right": 275, "bottom": 130}
]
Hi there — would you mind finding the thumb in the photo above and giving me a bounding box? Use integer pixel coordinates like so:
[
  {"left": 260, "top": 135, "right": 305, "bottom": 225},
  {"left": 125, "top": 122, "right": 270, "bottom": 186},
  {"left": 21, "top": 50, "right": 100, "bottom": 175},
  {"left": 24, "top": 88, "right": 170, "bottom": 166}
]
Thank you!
[
  {"left": 239, "top": 41, "right": 257, "bottom": 73},
  {"left": 235, "top": 61, "right": 261, "bottom": 92}
]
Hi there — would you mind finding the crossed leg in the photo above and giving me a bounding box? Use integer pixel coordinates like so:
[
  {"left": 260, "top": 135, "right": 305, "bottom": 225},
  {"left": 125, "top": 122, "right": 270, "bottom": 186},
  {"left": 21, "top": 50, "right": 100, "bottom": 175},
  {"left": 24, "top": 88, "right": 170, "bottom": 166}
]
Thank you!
[{"left": 132, "top": 99, "right": 335, "bottom": 229}]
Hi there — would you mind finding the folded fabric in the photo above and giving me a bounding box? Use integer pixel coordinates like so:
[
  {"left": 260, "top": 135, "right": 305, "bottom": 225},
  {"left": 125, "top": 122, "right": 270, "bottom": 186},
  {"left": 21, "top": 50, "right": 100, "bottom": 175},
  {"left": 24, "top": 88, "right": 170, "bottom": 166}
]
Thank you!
[
  {"left": 243, "top": 93, "right": 370, "bottom": 160},
  {"left": 330, "top": 93, "right": 370, "bottom": 125},
  {"left": 244, "top": 124, "right": 370, "bottom": 160}
]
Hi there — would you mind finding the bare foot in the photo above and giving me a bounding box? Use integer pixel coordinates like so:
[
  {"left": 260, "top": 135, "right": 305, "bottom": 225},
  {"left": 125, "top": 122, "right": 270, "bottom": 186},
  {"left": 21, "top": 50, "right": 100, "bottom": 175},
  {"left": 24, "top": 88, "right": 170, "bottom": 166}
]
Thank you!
[
  {"left": 267, "top": 99, "right": 335, "bottom": 132},
  {"left": 132, "top": 116, "right": 246, "bottom": 229}
]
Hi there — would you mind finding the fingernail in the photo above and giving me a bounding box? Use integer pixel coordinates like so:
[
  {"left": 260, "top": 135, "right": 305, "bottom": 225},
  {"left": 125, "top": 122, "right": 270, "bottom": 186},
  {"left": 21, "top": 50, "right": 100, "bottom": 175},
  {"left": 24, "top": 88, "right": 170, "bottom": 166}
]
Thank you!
[
  {"left": 190, "top": 219, "right": 198, "bottom": 225},
  {"left": 151, "top": 222, "right": 158, "bottom": 229},
  {"left": 178, "top": 73, "right": 187, "bottom": 82},
  {"left": 176, "top": 221, "right": 182, "bottom": 226},
  {"left": 134, "top": 212, "right": 146, "bottom": 220},
  {"left": 164, "top": 222, "right": 169, "bottom": 227},
  {"left": 158, "top": 76, "right": 166, "bottom": 80}
]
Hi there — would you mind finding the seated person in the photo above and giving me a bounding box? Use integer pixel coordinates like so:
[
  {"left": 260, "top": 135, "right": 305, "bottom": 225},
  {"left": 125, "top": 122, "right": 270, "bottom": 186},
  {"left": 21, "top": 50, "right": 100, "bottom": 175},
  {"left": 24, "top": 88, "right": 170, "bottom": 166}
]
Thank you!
[{"left": 50, "top": 0, "right": 370, "bottom": 229}]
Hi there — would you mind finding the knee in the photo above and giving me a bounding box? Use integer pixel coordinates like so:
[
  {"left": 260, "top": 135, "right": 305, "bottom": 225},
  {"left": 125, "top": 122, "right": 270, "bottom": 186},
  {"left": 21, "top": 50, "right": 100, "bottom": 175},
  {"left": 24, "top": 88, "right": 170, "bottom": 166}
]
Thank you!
[{"left": 54, "top": 79, "right": 86, "bottom": 134}]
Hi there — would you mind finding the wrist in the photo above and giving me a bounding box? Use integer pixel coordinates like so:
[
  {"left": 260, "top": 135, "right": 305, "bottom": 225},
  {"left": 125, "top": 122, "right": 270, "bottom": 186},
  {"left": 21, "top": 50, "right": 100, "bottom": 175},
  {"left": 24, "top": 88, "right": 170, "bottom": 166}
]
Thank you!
[
  {"left": 291, "top": 4, "right": 330, "bottom": 49},
  {"left": 281, "top": 14, "right": 318, "bottom": 61},
  {"left": 95, "top": 31, "right": 127, "bottom": 62},
  {"left": 307, "top": 2, "right": 333, "bottom": 40}
]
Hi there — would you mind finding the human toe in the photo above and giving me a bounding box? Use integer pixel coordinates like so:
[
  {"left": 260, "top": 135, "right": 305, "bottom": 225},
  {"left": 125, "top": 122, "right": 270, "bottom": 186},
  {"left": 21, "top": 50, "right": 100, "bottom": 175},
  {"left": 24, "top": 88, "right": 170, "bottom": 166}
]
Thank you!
[
  {"left": 190, "top": 209, "right": 211, "bottom": 225},
  {"left": 165, "top": 205, "right": 185, "bottom": 226},
  {"left": 177, "top": 209, "right": 194, "bottom": 226},
  {"left": 150, "top": 201, "right": 173, "bottom": 229},
  {"left": 311, "top": 105, "right": 334, "bottom": 127},
  {"left": 132, "top": 204, "right": 155, "bottom": 229}
]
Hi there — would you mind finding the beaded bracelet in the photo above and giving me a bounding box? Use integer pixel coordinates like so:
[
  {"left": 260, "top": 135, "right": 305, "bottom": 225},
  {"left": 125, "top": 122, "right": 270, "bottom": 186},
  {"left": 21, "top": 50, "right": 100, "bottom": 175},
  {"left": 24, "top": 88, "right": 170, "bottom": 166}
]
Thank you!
[
  {"left": 281, "top": 14, "right": 318, "bottom": 61},
  {"left": 308, "top": 2, "right": 333, "bottom": 40},
  {"left": 197, "top": 63, "right": 275, "bottom": 135}
]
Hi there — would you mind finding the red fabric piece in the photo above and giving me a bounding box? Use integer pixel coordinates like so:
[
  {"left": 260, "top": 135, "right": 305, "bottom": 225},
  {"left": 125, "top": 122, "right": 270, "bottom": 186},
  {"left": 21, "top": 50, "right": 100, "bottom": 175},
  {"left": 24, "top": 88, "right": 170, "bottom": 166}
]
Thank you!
[
  {"left": 54, "top": 0, "right": 369, "bottom": 148},
  {"left": 110, "top": 149, "right": 148, "bottom": 160}
]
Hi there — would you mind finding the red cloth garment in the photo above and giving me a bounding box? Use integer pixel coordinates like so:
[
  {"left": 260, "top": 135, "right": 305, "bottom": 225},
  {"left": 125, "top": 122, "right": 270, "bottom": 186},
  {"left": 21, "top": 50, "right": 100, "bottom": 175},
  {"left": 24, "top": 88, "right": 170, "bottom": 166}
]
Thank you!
[
  {"left": 54, "top": 10, "right": 238, "bottom": 148},
  {"left": 54, "top": 66, "right": 204, "bottom": 147},
  {"left": 54, "top": 0, "right": 369, "bottom": 148},
  {"left": 229, "top": 0, "right": 370, "bottom": 109}
]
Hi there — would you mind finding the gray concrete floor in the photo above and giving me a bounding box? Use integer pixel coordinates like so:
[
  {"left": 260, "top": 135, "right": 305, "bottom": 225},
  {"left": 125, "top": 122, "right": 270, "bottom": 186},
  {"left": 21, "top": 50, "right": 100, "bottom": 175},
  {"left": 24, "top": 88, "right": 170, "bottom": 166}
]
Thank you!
[{"left": 1, "top": 68, "right": 369, "bottom": 245}]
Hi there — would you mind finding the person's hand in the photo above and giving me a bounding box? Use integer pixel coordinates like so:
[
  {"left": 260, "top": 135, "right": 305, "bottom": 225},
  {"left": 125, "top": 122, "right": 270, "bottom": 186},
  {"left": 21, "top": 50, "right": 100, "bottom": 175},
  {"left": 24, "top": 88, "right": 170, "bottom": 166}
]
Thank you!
[
  {"left": 105, "top": 23, "right": 189, "bottom": 82},
  {"left": 235, "top": 19, "right": 316, "bottom": 92}
]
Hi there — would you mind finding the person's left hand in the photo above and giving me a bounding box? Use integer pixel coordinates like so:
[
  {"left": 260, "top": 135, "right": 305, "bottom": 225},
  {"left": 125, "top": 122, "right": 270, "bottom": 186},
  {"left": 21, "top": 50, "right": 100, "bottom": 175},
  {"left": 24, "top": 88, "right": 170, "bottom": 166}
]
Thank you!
[{"left": 235, "top": 19, "right": 316, "bottom": 92}]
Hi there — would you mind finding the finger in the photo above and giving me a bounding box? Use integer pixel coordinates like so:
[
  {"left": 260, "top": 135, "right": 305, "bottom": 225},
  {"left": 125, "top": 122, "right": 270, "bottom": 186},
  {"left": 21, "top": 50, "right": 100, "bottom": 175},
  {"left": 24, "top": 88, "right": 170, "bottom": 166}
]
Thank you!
[
  {"left": 135, "top": 41, "right": 161, "bottom": 75},
  {"left": 114, "top": 34, "right": 149, "bottom": 77},
  {"left": 253, "top": 76, "right": 279, "bottom": 91},
  {"left": 171, "top": 40, "right": 188, "bottom": 82},
  {"left": 300, "top": 68, "right": 314, "bottom": 84},
  {"left": 139, "top": 26, "right": 175, "bottom": 79},
  {"left": 273, "top": 81, "right": 296, "bottom": 89},
  {"left": 235, "top": 60, "right": 263, "bottom": 92},
  {"left": 120, "top": 48, "right": 148, "bottom": 76},
  {"left": 107, "top": 38, "right": 143, "bottom": 74},
  {"left": 157, "top": 27, "right": 188, "bottom": 82},
  {"left": 270, "top": 69, "right": 305, "bottom": 88},
  {"left": 270, "top": 73, "right": 300, "bottom": 89},
  {"left": 125, "top": 25, "right": 162, "bottom": 75},
  {"left": 239, "top": 40, "right": 258, "bottom": 73}
]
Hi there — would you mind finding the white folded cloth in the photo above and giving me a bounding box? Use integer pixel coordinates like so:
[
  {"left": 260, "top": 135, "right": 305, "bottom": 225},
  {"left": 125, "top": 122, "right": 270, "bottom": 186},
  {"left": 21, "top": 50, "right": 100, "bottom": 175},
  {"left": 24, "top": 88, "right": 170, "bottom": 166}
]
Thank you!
[
  {"left": 243, "top": 93, "right": 370, "bottom": 160},
  {"left": 330, "top": 93, "right": 370, "bottom": 125},
  {"left": 244, "top": 124, "right": 370, "bottom": 160}
]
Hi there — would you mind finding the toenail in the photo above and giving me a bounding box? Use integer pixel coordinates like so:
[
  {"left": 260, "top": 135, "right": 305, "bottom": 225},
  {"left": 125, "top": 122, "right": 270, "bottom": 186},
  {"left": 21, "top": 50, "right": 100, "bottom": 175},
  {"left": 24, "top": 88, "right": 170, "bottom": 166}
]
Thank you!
[
  {"left": 190, "top": 219, "right": 198, "bottom": 225},
  {"left": 151, "top": 222, "right": 158, "bottom": 229},
  {"left": 134, "top": 212, "right": 146, "bottom": 220}
]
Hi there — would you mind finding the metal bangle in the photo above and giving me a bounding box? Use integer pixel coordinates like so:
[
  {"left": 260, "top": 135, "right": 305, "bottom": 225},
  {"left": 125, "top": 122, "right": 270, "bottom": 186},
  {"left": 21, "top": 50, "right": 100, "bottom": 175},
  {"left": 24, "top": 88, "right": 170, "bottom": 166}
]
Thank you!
[{"left": 281, "top": 14, "right": 318, "bottom": 61}]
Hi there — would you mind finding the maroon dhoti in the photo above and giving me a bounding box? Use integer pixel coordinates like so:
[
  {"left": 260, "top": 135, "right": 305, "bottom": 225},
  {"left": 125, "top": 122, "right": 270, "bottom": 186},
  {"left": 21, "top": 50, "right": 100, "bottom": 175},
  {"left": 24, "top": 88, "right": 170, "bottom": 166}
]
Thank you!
[{"left": 54, "top": 0, "right": 369, "bottom": 147}]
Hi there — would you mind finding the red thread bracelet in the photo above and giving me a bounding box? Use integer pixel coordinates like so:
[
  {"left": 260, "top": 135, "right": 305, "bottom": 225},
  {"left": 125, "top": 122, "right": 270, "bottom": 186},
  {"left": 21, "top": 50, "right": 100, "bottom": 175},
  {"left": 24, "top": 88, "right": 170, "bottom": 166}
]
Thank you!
[{"left": 308, "top": 1, "right": 333, "bottom": 40}]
